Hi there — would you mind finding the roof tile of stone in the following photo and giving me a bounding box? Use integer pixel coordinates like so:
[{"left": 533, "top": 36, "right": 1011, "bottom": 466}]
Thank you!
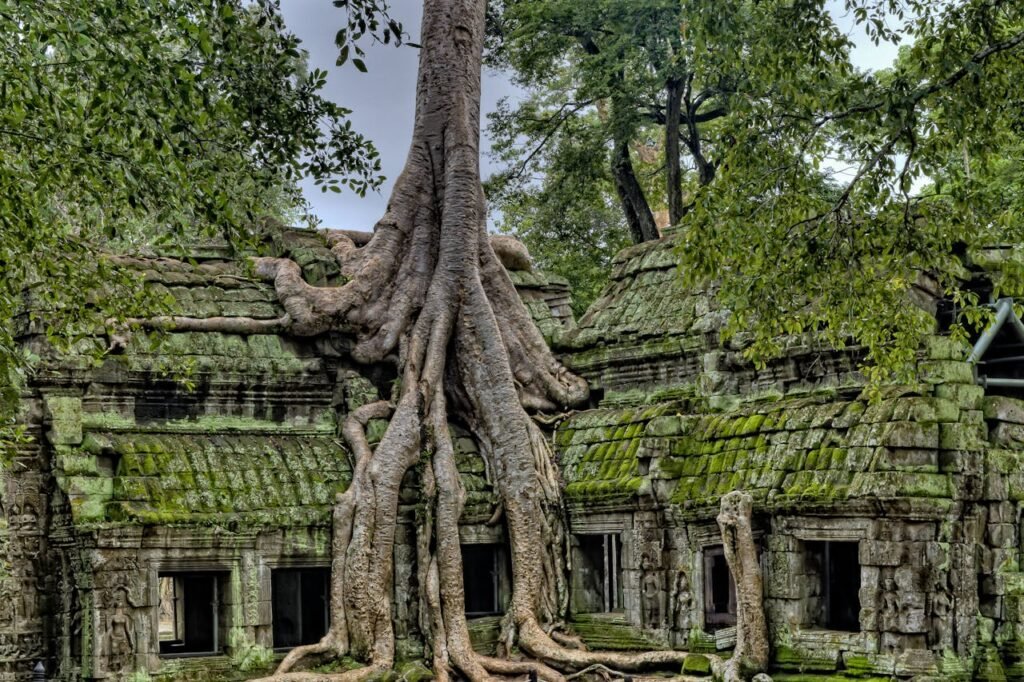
[
  {"left": 556, "top": 389, "right": 968, "bottom": 511},
  {"left": 70, "top": 430, "right": 351, "bottom": 526}
]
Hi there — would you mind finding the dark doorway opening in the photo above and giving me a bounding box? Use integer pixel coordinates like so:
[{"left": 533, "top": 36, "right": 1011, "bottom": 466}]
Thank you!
[
  {"left": 158, "top": 572, "right": 225, "bottom": 656},
  {"left": 573, "top": 534, "right": 623, "bottom": 613},
  {"left": 461, "top": 544, "right": 509, "bottom": 616},
  {"left": 805, "top": 540, "right": 861, "bottom": 631},
  {"left": 272, "top": 567, "right": 330, "bottom": 649},
  {"left": 703, "top": 545, "right": 737, "bottom": 629}
]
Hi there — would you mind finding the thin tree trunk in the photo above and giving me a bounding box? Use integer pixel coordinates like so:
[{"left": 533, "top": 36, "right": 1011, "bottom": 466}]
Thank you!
[
  {"left": 682, "top": 75, "right": 715, "bottom": 188},
  {"left": 611, "top": 138, "right": 659, "bottom": 243},
  {"left": 665, "top": 77, "right": 685, "bottom": 227},
  {"left": 716, "top": 491, "right": 769, "bottom": 682}
]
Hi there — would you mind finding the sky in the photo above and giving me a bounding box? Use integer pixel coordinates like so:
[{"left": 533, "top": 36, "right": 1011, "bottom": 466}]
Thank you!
[{"left": 280, "top": 1, "right": 904, "bottom": 230}]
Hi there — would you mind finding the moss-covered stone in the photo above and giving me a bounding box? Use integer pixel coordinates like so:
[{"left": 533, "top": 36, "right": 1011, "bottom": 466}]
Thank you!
[{"left": 681, "top": 653, "right": 712, "bottom": 675}]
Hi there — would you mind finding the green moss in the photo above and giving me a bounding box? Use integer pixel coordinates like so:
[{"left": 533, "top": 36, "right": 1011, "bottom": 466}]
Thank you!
[
  {"left": 394, "top": 661, "right": 433, "bottom": 682},
  {"left": 917, "top": 360, "right": 974, "bottom": 385},
  {"left": 681, "top": 653, "right": 712, "bottom": 675},
  {"left": 312, "top": 656, "right": 365, "bottom": 674},
  {"left": 45, "top": 394, "right": 83, "bottom": 445},
  {"left": 774, "top": 645, "right": 840, "bottom": 673},
  {"left": 841, "top": 655, "right": 873, "bottom": 675},
  {"left": 569, "top": 615, "right": 661, "bottom": 651},
  {"left": 770, "top": 671, "right": 892, "bottom": 675}
]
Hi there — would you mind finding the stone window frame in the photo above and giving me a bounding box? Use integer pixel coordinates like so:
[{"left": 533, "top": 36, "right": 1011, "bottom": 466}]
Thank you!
[
  {"left": 569, "top": 514, "right": 635, "bottom": 620},
  {"left": 781, "top": 516, "right": 875, "bottom": 652},
  {"left": 150, "top": 559, "right": 233, "bottom": 660},
  {"left": 702, "top": 544, "right": 737, "bottom": 628},
  {"left": 268, "top": 561, "right": 331, "bottom": 647},
  {"left": 262, "top": 556, "right": 332, "bottom": 649}
]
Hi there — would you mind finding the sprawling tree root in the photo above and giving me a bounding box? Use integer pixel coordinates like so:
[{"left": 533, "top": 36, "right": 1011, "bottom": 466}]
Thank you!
[{"left": 131, "top": 1, "right": 770, "bottom": 681}]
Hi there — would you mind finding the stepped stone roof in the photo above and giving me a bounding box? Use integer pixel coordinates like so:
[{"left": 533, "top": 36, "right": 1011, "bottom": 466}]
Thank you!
[
  {"left": 559, "top": 236, "right": 863, "bottom": 401},
  {"left": 75, "top": 430, "right": 350, "bottom": 526},
  {"left": 29, "top": 229, "right": 566, "bottom": 530},
  {"left": 552, "top": 235, "right": 996, "bottom": 515}
]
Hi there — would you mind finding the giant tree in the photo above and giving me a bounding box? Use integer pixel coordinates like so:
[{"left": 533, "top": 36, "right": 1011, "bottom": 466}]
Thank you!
[
  {"left": 233, "top": 1, "right": 1024, "bottom": 678},
  {"left": 0, "top": 2, "right": 766, "bottom": 680},
  {"left": 123, "top": 0, "right": 768, "bottom": 680}
]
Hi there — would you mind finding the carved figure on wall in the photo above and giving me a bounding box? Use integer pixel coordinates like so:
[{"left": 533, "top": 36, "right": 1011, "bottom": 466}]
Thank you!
[
  {"left": 104, "top": 587, "right": 136, "bottom": 672},
  {"left": 15, "top": 561, "right": 40, "bottom": 630},
  {"left": 0, "top": 585, "right": 13, "bottom": 628},
  {"left": 929, "top": 587, "right": 953, "bottom": 650},
  {"left": 640, "top": 555, "right": 661, "bottom": 628},
  {"left": 672, "top": 570, "right": 693, "bottom": 633},
  {"left": 17, "top": 502, "right": 39, "bottom": 533},
  {"left": 880, "top": 577, "right": 900, "bottom": 633}
]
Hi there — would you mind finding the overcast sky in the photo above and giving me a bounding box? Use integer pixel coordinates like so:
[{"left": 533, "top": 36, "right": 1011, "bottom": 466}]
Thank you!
[{"left": 280, "top": 1, "right": 902, "bottom": 230}]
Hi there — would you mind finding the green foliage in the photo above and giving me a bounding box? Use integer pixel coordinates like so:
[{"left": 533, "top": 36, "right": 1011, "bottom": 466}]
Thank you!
[
  {"left": 486, "top": 0, "right": 853, "bottom": 230},
  {"left": 678, "top": 1, "right": 1024, "bottom": 379},
  {"left": 0, "top": 0, "right": 395, "bottom": 453},
  {"left": 485, "top": 0, "right": 856, "bottom": 323},
  {"left": 492, "top": 0, "right": 1024, "bottom": 382},
  {"left": 487, "top": 110, "right": 631, "bottom": 316}
]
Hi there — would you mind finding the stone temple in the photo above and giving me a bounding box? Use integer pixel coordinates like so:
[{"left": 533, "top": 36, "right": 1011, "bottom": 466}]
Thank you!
[{"left": 5, "top": 228, "right": 1024, "bottom": 681}]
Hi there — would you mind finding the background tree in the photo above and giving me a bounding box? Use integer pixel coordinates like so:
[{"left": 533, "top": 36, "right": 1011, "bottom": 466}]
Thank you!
[
  {"left": 484, "top": 0, "right": 855, "bottom": 313},
  {"left": 486, "top": 0, "right": 855, "bottom": 236},
  {"left": 486, "top": 110, "right": 631, "bottom": 316}
]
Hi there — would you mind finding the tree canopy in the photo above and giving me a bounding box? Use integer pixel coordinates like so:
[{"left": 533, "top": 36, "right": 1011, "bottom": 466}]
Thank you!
[{"left": 0, "top": 0, "right": 393, "bottom": 451}]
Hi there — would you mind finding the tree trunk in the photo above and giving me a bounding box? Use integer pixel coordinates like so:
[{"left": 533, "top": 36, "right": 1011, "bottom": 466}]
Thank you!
[
  {"left": 665, "top": 78, "right": 685, "bottom": 227},
  {"left": 682, "top": 78, "right": 716, "bottom": 188},
  {"left": 610, "top": 137, "right": 660, "bottom": 243},
  {"left": 716, "top": 492, "right": 769, "bottom": 682}
]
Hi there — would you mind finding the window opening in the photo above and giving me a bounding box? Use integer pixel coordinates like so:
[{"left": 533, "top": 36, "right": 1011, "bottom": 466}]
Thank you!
[
  {"left": 574, "top": 533, "right": 623, "bottom": 613},
  {"left": 272, "top": 568, "right": 330, "bottom": 649},
  {"left": 703, "top": 545, "right": 737, "bottom": 629},
  {"left": 158, "top": 572, "right": 225, "bottom": 656},
  {"left": 805, "top": 541, "right": 860, "bottom": 631},
  {"left": 461, "top": 544, "right": 508, "bottom": 616}
]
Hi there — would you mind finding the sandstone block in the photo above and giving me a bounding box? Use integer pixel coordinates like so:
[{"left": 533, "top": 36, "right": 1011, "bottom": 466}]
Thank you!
[
  {"left": 882, "top": 422, "right": 938, "bottom": 449},
  {"left": 935, "top": 383, "right": 985, "bottom": 410},
  {"left": 939, "top": 422, "right": 987, "bottom": 450},
  {"left": 983, "top": 396, "right": 1024, "bottom": 424}
]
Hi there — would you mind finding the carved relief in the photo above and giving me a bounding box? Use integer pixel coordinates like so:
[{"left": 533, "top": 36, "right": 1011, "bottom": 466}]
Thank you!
[
  {"left": 640, "top": 554, "right": 661, "bottom": 628},
  {"left": 96, "top": 556, "right": 143, "bottom": 676},
  {"left": 880, "top": 576, "right": 900, "bottom": 634},
  {"left": 929, "top": 584, "right": 953, "bottom": 651},
  {"left": 672, "top": 570, "right": 693, "bottom": 633},
  {"left": 103, "top": 586, "right": 137, "bottom": 672}
]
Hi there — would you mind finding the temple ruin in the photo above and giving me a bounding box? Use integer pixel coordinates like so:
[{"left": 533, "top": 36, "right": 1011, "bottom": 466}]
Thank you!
[{"left": 5, "top": 228, "right": 1024, "bottom": 681}]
